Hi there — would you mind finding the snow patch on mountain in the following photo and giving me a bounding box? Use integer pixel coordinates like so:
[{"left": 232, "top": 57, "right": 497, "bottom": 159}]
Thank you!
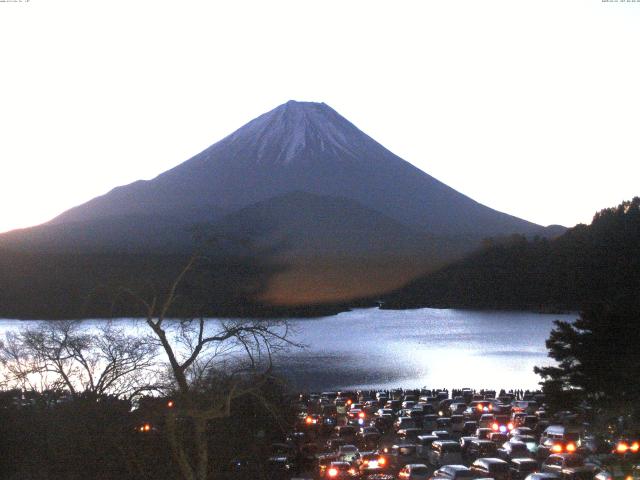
[{"left": 223, "top": 100, "right": 362, "bottom": 165}]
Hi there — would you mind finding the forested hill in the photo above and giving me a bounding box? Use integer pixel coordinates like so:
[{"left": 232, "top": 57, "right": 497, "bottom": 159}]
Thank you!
[{"left": 383, "top": 197, "right": 640, "bottom": 312}]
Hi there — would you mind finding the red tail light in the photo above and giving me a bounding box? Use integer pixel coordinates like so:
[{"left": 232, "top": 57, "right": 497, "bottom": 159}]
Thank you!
[
  {"left": 630, "top": 442, "right": 639, "bottom": 453},
  {"left": 507, "top": 422, "right": 514, "bottom": 430},
  {"left": 551, "top": 444, "right": 563, "bottom": 453},
  {"left": 492, "top": 422, "right": 499, "bottom": 431},
  {"left": 328, "top": 467, "right": 338, "bottom": 477},
  {"left": 359, "top": 412, "right": 365, "bottom": 419},
  {"left": 617, "top": 442, "right": 629, "bottom": 454},
  {"left": 378, "top": 457, "right": 386, "bottom": 465},
  {"left": 566, "top": 443, "right": 576, "bottom": 453},
  {"left": 305, "top": 416, "right": 313, "bottom": 424}
]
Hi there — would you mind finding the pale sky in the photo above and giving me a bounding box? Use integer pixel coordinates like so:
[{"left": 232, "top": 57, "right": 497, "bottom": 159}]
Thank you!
[{"left": 1, "top": 0, "right": 639, "bottom": 234}]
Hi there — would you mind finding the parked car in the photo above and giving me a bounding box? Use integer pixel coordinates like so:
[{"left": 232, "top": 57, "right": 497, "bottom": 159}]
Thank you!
[
  {"left": 437, "top": 417, "right": 453, "bottom": 432},
  {"left": 388, "top": 444, "right": 419, "bottom": 469},
  {"left": 317, "top": 454, "right": 339, "bottom": 478},
  {"left": 510, "top": 427, "right": 535, "bottom": 438},
  {"left": 593, "top": 463, "right": 640, "bottom": 480},
  {"left": 334, "top": 425, "right": 357, "bottom": 443},
  {"left": 417, "top": 435, "right": 440, "bottom": 458},
  {"left": 396, "top": 417, "right": 418, "bottom": 432},
  {"left": 510, "top": 458, "right": 539, "bottom": 480},
  {"left": 467, "top": 401, "right": 494, "bottom": 419},
  {"left": 512, "top": 412, "right": 528, "bottom": 427},
  {"left": 480, "top": 414, "right": 497, "bottom": 428},
  {"left": 536, "top": 437, "right": 582, "bottom": 461},
  {"left": 398, "top": 463, "right": 430, "bottom": 480},
  {"left": 428, "top": 440, "right": 464, "bottom": 467},
  {"left": 541, "top": 454, "right": 595, "bottom": 480},
  {"left": 459, "top": 436, "right": 477, "bottom": 458},
  {"left": 451, "top": 415, "right": 466, "bottom": 433},
  {"left": 512, "top": 401, "right": 538, "bottom": 415},
  {"left": 431, "top": 464, "right": 475, "bottom": 480},
  {"left": 489, "top": 433, "right": 509, "bottom": 446},
  {"left": 357, "top": 451, "right": 389, "bottom": 476},
  {"left": 327, "top": 437, "right": 348, "bottom": 452},
  {"left": 469, "top": 458, "right": 510, "bottom": 480},
  {"left": 357, "top": 426, "right": 381, "bottom": 448},
  {"left": 323, "top": 461, "right": 358, "bottom": 478},
  {"left": 337, "top": 444, "right": 360, "bottom": 463},
  {"left": 540, "top": 425, "right": 583, "bottom": 447},
  {"left": 497, "top": 440, "right": 533, "bottom": 461},
  {"left": 466, "top": 439, "right": 498, "bottom": 463},
  {"left": 423, "top": 414, "right": 438, "bottom": 432},
  {"left": 463, "top": 421, "right": 479, "bottom": 436},
  {"left": 399, "top": 428, "right": 423, "bottom": 442},
  {"left": 524, "top": 474, "right": 561, "bottom": 480},
  {"left": 510, "top": 435, "right": 539, "bottom": 454}
]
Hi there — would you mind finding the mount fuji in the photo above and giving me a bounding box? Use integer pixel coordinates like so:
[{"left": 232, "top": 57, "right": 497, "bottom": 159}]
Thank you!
[{"left": 0, "top": 101, "right": 559, "bottom": 307}]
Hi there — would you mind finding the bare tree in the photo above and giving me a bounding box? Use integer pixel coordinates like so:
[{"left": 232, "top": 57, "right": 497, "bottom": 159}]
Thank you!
[
  {"left": 0, "top": 320, "right": 159, "bottom": 399},
  {"left": 124, "top": 256, "right": 301, "bottom": 480}
]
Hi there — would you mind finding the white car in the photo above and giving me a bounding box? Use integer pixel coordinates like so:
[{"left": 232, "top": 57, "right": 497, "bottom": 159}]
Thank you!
[{"left": 337, "top": 444, "right": 360, "bottom": 463}]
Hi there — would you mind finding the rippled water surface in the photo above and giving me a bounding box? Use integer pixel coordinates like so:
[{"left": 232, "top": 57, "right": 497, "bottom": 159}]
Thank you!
[{"left": 0, "top": 308, "right": 576, "bottom": 392}]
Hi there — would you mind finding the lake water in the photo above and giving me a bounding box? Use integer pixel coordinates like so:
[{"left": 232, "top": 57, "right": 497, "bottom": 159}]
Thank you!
[{"left": 0, "top": 307, "right": 577, "bottom": 392}]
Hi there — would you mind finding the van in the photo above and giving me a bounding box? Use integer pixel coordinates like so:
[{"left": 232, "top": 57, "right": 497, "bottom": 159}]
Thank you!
[
  {"left": 541, "top": 425, "right": 583, "bottom": 443},
  {"left": 428, "top": 440, "right": 463, "bottom": 467}
]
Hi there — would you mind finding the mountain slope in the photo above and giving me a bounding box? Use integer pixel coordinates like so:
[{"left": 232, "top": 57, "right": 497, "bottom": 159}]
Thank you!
[
  {"left": 0, "top": 100, "right": 559, "bottom": 312},
  {"left": 49, "top": 101, "right": 547, "bottom": 238},
  {"left": 207, "top": 191, "right": 476, "bottom": 304}
]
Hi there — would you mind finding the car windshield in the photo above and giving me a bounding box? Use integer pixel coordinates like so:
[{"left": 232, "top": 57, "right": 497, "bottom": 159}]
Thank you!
[
  {"left": 565, "top": 457, "right": 584, "bottom": 467},
  {"left": 413, "top": 467, "right": 429, "bottom": 475},
  {"left": 457, "top": 471, "right": 475, "bottom": 478},
  {"left": 443, "top": 444, "right": 461, "bottom": 452},
  {"left": 491, "top": 463, "right": 509, "bottom": 472}
]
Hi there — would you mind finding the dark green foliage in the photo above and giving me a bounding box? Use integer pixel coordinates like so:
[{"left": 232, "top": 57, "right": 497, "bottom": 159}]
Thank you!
[
  {"left": 0, "top": 393, "right": 164, "bottom": 480},
  {"left": 0, "top": 381, "right": 293, "bottom": 480},
  {"left": 534, "top": 297, "right": 640, "bottom": 428},
  {"left": 385, "top": 197, "right": 640, "bottom": 311}
]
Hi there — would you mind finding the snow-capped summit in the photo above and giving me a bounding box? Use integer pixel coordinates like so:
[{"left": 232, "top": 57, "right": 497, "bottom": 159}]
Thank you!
[{"left": 193, "top": 100, "right": 384, "bottom": 168}]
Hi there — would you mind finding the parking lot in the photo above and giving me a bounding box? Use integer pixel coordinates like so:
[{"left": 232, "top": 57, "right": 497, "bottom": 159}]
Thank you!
[{"left": 261, "top": 388, "right": 639, "bottom": 480}]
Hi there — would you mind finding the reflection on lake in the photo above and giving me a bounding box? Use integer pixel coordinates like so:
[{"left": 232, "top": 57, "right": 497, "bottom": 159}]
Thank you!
[
  {"left": 277, "top": 308, "right": 575, "bottom": 392},
  {"left": 0, "top": 307, "right": 576, "bottom": 392}
]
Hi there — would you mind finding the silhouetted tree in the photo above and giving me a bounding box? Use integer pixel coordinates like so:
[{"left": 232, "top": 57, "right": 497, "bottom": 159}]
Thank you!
[
  {"left": 120, "top": 255, "right": 300, "bottom": 480},
  {"left": 387, "top": 197, "right": 640, "bottom": 311},
  {"left": 0, "top": 320, "right": 159, "bottom": 398},
  {"left": 535, "top": 295, "right": 640, "bottom": 428}
]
